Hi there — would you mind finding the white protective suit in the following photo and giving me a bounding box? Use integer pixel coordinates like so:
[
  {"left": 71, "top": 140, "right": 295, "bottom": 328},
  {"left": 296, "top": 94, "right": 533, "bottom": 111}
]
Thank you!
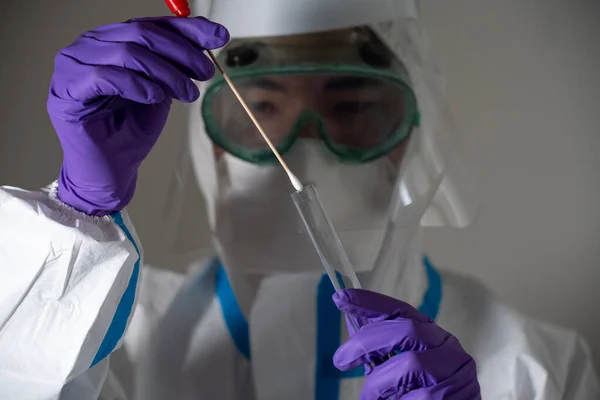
[{"left": 0, "top": 0, "right": 599, "bottom": 399}]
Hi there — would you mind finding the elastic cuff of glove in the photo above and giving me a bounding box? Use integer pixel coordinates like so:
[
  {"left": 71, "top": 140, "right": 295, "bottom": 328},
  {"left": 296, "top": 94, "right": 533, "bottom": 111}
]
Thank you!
[
  {"left": 46, "top": 181, "right": 116, "bottom": 224},
  {"left": 57, "top": 168, "right": 134, "bottom": 216}
]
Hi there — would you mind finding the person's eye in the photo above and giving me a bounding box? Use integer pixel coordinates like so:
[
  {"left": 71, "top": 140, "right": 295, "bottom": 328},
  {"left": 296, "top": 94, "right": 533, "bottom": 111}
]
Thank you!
[
  {"left": 333, "top": 101, "right": 376, "bottom": 115},
  {"left": 249, "top": 101, "right": 278, "bottom": 115}
]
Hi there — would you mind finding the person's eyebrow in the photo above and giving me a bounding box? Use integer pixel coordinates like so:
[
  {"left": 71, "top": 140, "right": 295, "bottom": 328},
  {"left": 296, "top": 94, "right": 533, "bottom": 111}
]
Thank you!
[
  {"left": 239, "top": 78, "right": 287, "bottom": 92},
  {"left": 324, "top": 77, "right": 381, "bottom": 91}
]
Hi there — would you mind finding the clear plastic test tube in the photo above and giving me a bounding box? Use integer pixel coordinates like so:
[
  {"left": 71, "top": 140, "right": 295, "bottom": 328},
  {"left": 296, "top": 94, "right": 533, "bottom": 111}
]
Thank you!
[
  {"left": 291, "top": 183, "right": 362, "bottom": 291},
  {"left": 292, "top": 183, "right": 394, "bottom": 379}
]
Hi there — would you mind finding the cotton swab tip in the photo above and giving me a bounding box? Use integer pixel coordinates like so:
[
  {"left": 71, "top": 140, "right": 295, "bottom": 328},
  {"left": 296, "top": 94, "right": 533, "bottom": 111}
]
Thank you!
[{"left": 287, "top": 171, "right": 304, "bottom": 192}]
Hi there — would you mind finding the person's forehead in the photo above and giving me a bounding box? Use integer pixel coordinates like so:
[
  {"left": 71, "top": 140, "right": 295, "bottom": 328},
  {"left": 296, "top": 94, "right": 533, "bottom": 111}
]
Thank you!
[
  {"left": 257, "top": 75, "right": 329, "bottom": 87},
  {"left": 240, "top": 76, "right": 334, "bottom": 95},
  {"left": 233, "top": 27, "right": 361, "bottom": 47},
  {"left": 243, "top": 75, "right": 382, "bottom": 92}
]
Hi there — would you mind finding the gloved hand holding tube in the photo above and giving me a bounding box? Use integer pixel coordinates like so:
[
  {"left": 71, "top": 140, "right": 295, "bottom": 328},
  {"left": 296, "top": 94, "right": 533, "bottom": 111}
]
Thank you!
[
  {"left": 333, "top": 290, "right": 480, "bottom": 400},
  {"left": 292, "top": 183, "right": 480, "bottom": 399}
]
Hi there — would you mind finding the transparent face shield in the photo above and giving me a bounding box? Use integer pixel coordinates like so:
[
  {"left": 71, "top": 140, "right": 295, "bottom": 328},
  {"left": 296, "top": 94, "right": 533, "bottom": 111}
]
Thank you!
[{"left": 161, "top": 20, "right": 477, "bottom": 279}]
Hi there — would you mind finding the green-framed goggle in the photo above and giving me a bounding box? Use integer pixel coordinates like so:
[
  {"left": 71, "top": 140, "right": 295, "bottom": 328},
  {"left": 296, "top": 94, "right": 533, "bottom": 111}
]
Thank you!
[{"left": 201, "top": 31, "right": 420, "bottom": 164}]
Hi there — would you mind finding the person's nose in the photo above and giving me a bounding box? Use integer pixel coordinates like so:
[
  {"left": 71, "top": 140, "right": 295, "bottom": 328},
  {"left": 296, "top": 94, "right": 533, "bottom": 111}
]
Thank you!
[{"left": 297, "top": 120, "right": 321, "bottom": 139}]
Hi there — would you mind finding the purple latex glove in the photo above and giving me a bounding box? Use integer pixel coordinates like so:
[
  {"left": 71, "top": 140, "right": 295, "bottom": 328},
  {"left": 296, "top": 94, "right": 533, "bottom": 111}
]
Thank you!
[
  {"left": 333, "top": 289, "right": 481, "bottom": 400},
  {"left": 47, "top": 16, "right": 229, "bottom": 216}
]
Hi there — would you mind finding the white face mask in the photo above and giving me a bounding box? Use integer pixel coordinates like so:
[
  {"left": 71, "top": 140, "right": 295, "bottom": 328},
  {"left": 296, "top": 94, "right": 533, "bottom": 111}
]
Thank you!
[{"left": 213, "top": 139, "right": 397, "bottom": 275}]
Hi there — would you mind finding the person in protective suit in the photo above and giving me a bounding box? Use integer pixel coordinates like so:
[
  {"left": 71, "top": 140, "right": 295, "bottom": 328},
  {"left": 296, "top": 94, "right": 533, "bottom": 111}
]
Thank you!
[{"left": 0, "top": 0, "right": 597, "bottom": 399}]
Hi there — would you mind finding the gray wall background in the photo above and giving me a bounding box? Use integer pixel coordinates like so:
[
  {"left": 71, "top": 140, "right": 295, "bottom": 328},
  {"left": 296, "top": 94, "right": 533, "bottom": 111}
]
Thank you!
[{"left": 1, "top": 0, "right": 599, "bottom": 370}]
